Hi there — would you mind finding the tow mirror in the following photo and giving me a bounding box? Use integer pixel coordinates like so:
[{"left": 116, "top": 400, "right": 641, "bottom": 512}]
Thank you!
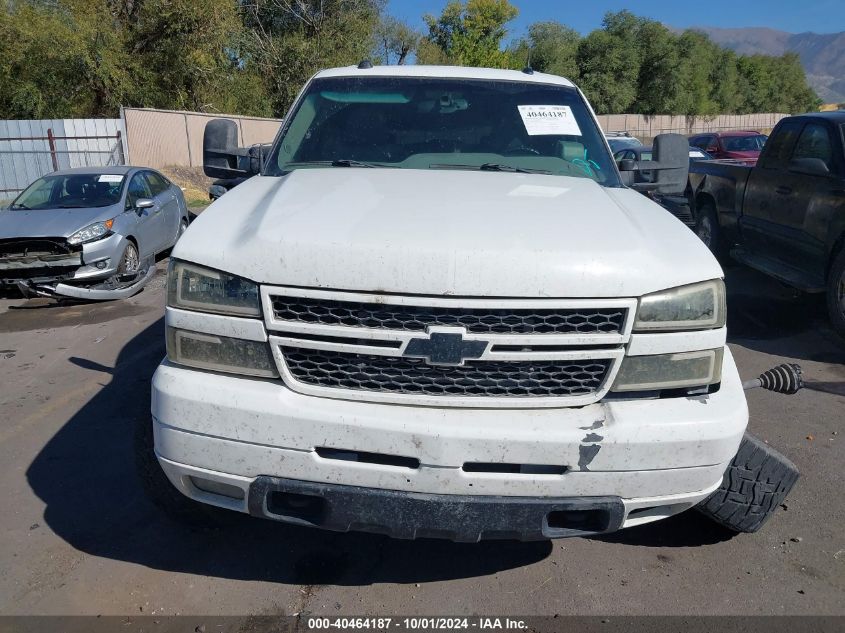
[
  {"left": 788, "top": 157, "right": 829, "bottom": 176},
  {"left": 635, "top": 133, "right": 689, "bottom": 194},
  {"left": 203, "top": 119, "right": 262, "bottom": 179},
  {"left": 618, "top": 159, "right": 637, "bottom": 171}
]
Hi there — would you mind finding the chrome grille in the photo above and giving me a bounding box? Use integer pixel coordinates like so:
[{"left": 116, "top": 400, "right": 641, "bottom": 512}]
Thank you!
[
  {"left": 271, "top": 297, "right": 626, "bottom": 335},
  {"left": 281, "top": 348, "right": 612, "bottom": 398}
]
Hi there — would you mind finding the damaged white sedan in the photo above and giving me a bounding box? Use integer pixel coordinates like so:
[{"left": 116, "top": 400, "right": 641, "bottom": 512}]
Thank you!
[{"left": 0, "top": 166, "right": 189, "bottom": 300}]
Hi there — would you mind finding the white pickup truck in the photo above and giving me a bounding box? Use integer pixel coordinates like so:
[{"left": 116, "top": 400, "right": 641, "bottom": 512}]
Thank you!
[{"left": 143, "top": 65, "right": 795, "bottom": 541}]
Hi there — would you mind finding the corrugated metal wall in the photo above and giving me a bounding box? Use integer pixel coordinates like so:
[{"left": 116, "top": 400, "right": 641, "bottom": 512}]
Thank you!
[
  {"left": 122, "top": 108, "right": 281, "bottom": 169},
  {"left": 0, "top": 118, "right": 125, "bottom": 195}
]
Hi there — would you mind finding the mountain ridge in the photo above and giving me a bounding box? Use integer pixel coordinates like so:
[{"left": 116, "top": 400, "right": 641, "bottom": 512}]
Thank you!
[{"left": 671, "top": 26, "right": 845, "bottom": 103}]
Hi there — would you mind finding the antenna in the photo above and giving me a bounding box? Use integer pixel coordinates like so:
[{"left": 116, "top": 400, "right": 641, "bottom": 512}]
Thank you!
[{"left": 522, "top": 48, "right": 534, "bottom": 74}]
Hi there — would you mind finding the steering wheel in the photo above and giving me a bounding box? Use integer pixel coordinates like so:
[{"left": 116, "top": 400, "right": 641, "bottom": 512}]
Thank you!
[{"left": 502, "top": 146, "right": 541, "bottom": 156}]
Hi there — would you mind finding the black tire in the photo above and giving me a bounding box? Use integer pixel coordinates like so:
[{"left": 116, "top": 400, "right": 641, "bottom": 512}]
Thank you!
[
  {"left": 825, "top": 246, "right": 845, "bottom": 339},
  {"left": 696, "top": 432, "right": 799, "bottom": 533},
  {"left": 117, "top": 241, "right": 140, "bottom": 274},
  {"left": 694, "top": 200, "right": 726, "bottom": 258},
  {"left": 134, "top": 415, "right": 236, "bottom": 527},
  {"left": 177, "top": 217, "right": 188, "bottom": 241}
]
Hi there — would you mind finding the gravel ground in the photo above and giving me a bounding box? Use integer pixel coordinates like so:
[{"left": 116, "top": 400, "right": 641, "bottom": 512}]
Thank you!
[{"left": 0, "top": 261, "right": 842, "bottom": 621}]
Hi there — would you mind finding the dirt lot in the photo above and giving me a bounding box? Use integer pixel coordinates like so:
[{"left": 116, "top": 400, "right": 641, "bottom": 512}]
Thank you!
[{"left": 0, "top": 262, "right": 843, "bottom": 620}]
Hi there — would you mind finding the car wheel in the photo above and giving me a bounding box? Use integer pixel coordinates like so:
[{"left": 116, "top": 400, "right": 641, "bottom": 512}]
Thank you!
[
  {"left": 177, "top": 217, "right": 188, "bottom": 242},
  {"left": 694, "top": 201, "right": 725, "bottom": 258},
  {"left": 118, "top": 241, "right": 140, "bottom": 274},
  {"left": 826, "top": 247, "right": 845, "bottom": 339}
]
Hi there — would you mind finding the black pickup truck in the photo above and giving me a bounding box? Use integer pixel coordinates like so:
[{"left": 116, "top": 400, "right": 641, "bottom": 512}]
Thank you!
[{"left": 688, "top": 112, "right": 845, "bottom": 336}]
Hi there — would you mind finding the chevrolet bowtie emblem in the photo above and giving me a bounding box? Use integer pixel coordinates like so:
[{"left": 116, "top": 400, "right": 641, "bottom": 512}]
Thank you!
[{"left": 403, "top": 330, "right": 488, "bottom": 366}]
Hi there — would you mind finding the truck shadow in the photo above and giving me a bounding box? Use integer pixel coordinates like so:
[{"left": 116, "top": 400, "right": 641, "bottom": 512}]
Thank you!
[
  {"left": 723, "top": 265, "right": 845, "bottom": 364},
  {"left": 589, "top": 511, "right": 736, "bottom": 547},
  {"left": 27, "top": 318, "right": 751, "bottom": 587},
  {"left": 25, "top": 318, "right": 555, "bottom": 586}
]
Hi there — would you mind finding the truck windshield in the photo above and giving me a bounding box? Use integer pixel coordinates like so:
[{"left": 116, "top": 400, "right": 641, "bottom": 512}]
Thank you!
[{"left": 265, "top": 76, "right": 621, "bottom": 186}]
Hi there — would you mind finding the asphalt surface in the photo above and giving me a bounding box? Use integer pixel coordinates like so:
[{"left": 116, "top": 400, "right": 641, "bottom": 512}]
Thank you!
[{"left": 0, "top": 260, "right": 843, "bottom": 620}]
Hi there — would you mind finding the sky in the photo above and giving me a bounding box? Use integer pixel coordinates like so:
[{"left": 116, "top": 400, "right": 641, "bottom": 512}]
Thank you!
[{"left": 387, "top": 0, "right": 845, "bottom": 37}]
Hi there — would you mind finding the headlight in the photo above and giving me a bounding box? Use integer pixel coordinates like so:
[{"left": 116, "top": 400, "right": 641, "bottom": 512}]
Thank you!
[
  {"left": 167, "top": 260, "right": 260, "bottom": 317},
  {"left": 635, "top": 280, "right": 726, "bottom": 331},
  {"left": 166, "top": 327, "right": 277, "bottom": 378},
  {"left": 67, "top": 219, "right": 114, "bottom": 245},
  {"left": 611, "top": 348, "right": 723, "bottom": 392}
]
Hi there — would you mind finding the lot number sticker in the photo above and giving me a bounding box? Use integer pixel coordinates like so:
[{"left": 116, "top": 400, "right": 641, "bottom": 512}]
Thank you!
[
  {"left": 98, "top": 174, "right": 124, "bottom": 183},
  {"left": 518, "top": 105, "right": 582, "bottom": 136}
]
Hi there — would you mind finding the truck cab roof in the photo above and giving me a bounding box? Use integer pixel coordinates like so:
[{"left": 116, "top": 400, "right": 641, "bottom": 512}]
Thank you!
[{"left": 313, "top": 64, "right": 576, "bottom": 89}]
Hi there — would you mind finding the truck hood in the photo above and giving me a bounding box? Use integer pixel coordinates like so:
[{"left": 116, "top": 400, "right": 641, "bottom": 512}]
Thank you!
[
  {"left": 174, "top": 169, "right": 723, "bottom": 298},
  {"left": 0, "top": 206, "right": 118, "bottom": 240}
]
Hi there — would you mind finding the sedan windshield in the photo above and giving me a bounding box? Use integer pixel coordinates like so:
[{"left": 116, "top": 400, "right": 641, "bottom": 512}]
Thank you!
[
  {"left": 11, "top": 173, "right": 124, "bottom": 210},
  {"left": 265, "top": 76, "right": 620, "bottom": 186}
]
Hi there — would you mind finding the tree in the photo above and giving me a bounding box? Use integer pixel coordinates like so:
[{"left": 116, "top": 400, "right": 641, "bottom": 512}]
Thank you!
[
  {"left": 634, "top": 21, "right": 680, "bottom": 114},
  {"left": 374, "top": 15, "right": 420, "bottom": 65},
  {"left": 419, "top": 0, "right": 518, "bottom": 68},
  {"left": 510, "top": 21, "right": 579, "bottom": 79},
  {"left": 243, "top": 0, "right": 385, "bottom": 115},
  {"left": 771, "top": 53, "right": 821, "bottom": 113},
  {"left": 576, "top": 31, "right": 637, "bottom": 113},
  {"left": 672, "top": 30, "right": 720, "bottom": 115},
  {"left": 0, "top": 0, "right": 268, "bottom": 118}
]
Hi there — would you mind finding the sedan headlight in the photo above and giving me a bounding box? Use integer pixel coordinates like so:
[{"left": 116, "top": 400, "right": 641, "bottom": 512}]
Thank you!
[
  {"left": 167, "top": 260, "right": 260, "bottom": 317},
  {"left": 635, "top": 280, "right": 726, "bottom": 332},
  {"left": 67, "top": 219, "right": 114, "bottom": 245},
  {"left": 612, "top": 349, "right": 723, "bottom": 392},
  {"left": 166, "top": 327, "right": 277, "bottom": 378}
]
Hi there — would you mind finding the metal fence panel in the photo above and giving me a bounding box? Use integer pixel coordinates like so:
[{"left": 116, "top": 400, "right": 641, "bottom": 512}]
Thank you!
[
  {"left": 122, "top": 107, "right": 282, "bottom": 169},
  {"left": 595, "top": 112, "right": 790, "bottom": 141},
  {"left": 0, "top": 118, "right": 125, "bottom": 196}
]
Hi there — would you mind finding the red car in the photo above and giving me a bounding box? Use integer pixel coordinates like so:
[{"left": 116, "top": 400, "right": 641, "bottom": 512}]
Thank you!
[{"left": 688, "top": 130, "right": 768, "bottom": 163}]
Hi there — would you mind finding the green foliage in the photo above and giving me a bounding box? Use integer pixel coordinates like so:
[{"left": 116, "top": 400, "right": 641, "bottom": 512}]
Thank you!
[
  {"left": 510, "top": 21, "right": 579, "bottom": 79},
  {"left": 374, "top": 16, "right": 421, "bottom": 65},
  {"left": 0, "top": 3, "right": 822, "bottom": 119},
  {"left": 0, "top": 0, "right": 265, "bottom": 118},
  {"left": 420, "top": 0, "right": 518, "bottom": 67},
  {"left": 505, "top": 9, "right": 819, "bottom": 116}
]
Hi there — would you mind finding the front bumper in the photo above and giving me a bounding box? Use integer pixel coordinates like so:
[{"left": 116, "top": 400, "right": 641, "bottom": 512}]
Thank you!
[
  {"left": 2, "top": 233, "right": 154, "bottom": 300},
  {"left": 151, "top": 346, "right": 748, "bottom": 538},
  {"left": 248, "top": 477, "right": 625, "bottom": 541}
]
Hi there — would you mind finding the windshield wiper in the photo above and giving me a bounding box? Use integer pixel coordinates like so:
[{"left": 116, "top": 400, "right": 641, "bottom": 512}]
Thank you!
[
  {"left": 284, "top": 159, "right": 380, "bottom": 169},
  {"left": 430, "top": 163, "right": 551, "bottom": 175},
  {"left": 59, "top": 204, "right": 85, "bottom": 208},
  {"left": 10, "top": 203, "right": 30, "bottom": 210}
]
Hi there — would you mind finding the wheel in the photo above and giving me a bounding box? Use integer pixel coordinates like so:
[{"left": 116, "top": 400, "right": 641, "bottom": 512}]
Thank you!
[
  {"left": 117, "top": 241, "right": 139, "bottom": 274},
  {"left": 176, "top": 217, "right": 188, "bottom": 242},
  {"left": 694, "top": 200, "right": 725, "bottom": 258},
  {"left": 134, "top": 415, "right": 236, "bottom": 527},
  {"left": 695, "top": 432, "right": 799, "bottom": 533},
  {"left": 826, "top": 246, "right": 845, "bottom": 339}
]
